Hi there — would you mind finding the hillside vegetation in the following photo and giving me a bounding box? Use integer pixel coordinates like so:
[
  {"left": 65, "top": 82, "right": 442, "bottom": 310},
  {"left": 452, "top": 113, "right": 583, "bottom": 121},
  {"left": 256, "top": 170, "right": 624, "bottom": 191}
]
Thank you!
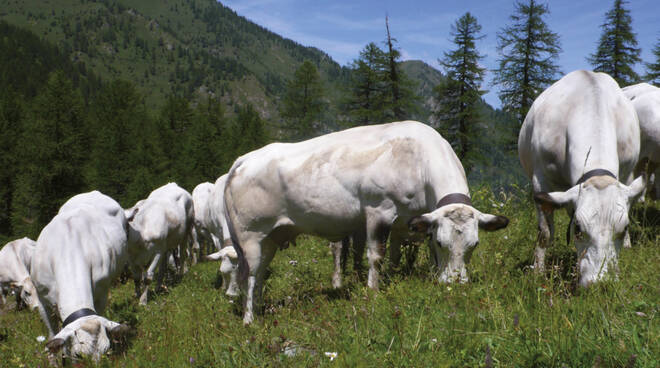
[{"left": 1, "top": 187, "right": 657, "bottom": 367}]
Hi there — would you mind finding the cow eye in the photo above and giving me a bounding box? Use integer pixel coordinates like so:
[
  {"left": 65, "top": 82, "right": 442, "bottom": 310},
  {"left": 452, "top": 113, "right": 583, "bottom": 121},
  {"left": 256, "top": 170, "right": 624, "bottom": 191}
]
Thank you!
[{"left": 574, "top": 222, "right": 584, "bottom": 238}]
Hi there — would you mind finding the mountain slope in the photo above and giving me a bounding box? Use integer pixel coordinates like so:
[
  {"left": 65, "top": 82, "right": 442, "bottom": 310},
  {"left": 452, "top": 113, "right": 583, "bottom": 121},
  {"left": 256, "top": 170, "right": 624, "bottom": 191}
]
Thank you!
[{"left": 0, "top": 0, "right": 348, "bottom": 118}]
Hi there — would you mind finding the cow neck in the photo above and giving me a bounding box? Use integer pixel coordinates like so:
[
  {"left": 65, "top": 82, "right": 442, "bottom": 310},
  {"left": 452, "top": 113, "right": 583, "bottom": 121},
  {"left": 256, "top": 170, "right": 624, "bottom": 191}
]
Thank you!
[
  {"left": 436, "top": 193, "right": 472, "bottom": 209},
  {"left": 62, "top": 308, "right": 97, "bottom": 328},
  {"left": 566, "top": 169, "right": 617, "bottom": 245},
  {"left": 575, "top": 169, "right": 617, "bottom": 185}
]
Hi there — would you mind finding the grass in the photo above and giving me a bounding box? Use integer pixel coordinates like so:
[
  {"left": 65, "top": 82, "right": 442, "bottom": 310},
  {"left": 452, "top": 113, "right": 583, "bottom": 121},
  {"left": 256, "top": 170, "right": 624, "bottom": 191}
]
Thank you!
[{"left": 0, "top": 186, "right": 658, "bottom": 367}]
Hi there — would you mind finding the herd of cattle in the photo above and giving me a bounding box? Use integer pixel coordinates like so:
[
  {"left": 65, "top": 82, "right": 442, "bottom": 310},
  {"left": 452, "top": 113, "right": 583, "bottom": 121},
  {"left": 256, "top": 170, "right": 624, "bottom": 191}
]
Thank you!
[{"left": 0, "top": 70, "right": 658, "bottom": 361}]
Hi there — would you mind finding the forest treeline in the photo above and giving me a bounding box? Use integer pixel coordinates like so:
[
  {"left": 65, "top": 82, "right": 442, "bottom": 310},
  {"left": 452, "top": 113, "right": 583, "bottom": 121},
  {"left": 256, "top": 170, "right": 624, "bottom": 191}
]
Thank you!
[{"left": 1, "top": 0, "right": 659, "bottom": 243}]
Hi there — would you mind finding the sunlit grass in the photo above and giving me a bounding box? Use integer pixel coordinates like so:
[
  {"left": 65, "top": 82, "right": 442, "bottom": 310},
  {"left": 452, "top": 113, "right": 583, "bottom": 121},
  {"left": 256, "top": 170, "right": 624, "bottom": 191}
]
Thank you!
[{"left": 1, "top": 187, "right": 658, "bottom": 367}]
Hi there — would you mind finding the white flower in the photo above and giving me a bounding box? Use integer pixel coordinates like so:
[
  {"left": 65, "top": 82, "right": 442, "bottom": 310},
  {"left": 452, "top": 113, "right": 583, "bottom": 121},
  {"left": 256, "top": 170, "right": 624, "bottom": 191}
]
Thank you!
[
  {"left": 446, "top": 286, "right": 452, "bottom": 291},
  {"left": 324, "top": 352, "right": 338, "bottom": 361},
  {"left": 431, "top": 338, "right": 438, "bottom": 343},
  {"left": 36, "top": 336, "right": 46, "bottom": 342},
  {"left": 289, "top": 260, "right": 298, "bottom": 266}
]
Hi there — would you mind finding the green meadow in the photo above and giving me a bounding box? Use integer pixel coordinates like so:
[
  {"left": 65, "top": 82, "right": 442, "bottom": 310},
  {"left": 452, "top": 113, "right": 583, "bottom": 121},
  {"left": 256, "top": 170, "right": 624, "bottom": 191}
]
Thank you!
[{"left": 1, "top": 186, "right": 658, "bottom": 367}]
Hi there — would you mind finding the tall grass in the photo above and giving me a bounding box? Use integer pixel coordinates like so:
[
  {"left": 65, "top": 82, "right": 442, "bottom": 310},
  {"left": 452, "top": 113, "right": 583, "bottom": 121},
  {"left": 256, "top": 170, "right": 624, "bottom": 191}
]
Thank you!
[{"left": 0, "top": 186, "right": 657, "bottom": 367}]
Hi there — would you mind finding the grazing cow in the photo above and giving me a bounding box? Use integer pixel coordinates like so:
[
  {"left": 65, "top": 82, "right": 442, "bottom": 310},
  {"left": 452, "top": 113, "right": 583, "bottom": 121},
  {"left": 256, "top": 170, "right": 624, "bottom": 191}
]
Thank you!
[
  {"left": 623, "top": 83, "right": 660, "bottom": 199},
  {"left": 192, "top": 182, "right": 219, "bottom": 261},
  {"left": 30, "top": 191, "right": 131, "bottom": 360},
  {"left": 0, "top": 237, "right": 39, "bottom": 310},
  {"left": 224, "top": 121, "right": 509, "bottom": 324},
  {"left": 518, "top": 70, "right": 645, "bottom": 287},
  {"left": 204, "top": 174, "right": 241, "bottom": 296},
  {"left": 126, "top": 182, "right": 194, "bottom": 305}
]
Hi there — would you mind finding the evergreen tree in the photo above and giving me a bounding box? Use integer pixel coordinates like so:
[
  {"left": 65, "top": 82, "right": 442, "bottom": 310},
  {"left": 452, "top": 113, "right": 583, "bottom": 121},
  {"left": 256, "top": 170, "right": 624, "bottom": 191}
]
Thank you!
[
  {"left": 281, "top": 60, "right": 326, "bottom": 141},
  {"left": 434, "top": 12, "right": 486, "bottom": 166},
  {"left": 645, "top": 38, "right": 660, "bottom": 85},
  {"left": 86, "top": 80, "right": 149, "bottom": 203},
  {"left": 346, "top": 43, "right": 388, "bottom": 126},
  {"left": 493, "top": 0, "right": 561, "bottom": 125},
  {"left": 159, "top": 95, "right": 195, "bottom": 184},
  {"left": 383, "top": 16, "right": 417, "bottom": 121},
  {"left": 232, "top": 104, "right": 269, "bottom": 159},
  {"left": 0, "top": 89, "right": 23, "bottom": 237},
  {"left": 588, "top": 0, "right": 641, "bottom": 86},
  {"left": 11, "top": 71, "right": 89, "bottom": 238},
  {"left": 179, "top": 97, "right": 227, "bottom": 188}
]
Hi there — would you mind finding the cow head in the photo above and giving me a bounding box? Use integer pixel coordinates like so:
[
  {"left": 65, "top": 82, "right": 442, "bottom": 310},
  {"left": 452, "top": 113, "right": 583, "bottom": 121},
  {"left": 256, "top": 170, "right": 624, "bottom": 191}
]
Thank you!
[
  {"left": 409, "top": 204, "right": 509, "bottom": 283},
  {"left": 205, "top": 246, "right": 240, "bottom": 297},
  {"left": 15, "top": 277, "right": 40, "bottom": 310},
  {"left": 46, "top": 316, "right": 130, "bottom": 362},
  {"left": 534, "top": 176, "right": 645, "bottom": 287}
]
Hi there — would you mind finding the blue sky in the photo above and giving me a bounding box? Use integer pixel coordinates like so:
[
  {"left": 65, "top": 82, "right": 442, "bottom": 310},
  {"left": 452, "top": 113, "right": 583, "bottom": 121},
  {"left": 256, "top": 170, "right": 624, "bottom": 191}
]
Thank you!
[{"left": 220, "top": 0, "right": 659, "bottom": 108}]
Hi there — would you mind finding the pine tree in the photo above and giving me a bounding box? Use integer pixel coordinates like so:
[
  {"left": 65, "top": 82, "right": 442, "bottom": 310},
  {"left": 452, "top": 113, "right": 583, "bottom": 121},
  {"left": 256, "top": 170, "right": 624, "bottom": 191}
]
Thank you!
[
  {"left": 346, "top": 42, "right": 388, "bottom": 126},
  {"left": 493, "top": 0, "right": 561, "bottom": 125},
  {"left": 232, "top": 104, "right": 269, "bottom": 160},
  {"left": 86, "top": 79, "right": 148, "bottom": 203},
  {"left": 11, "top": 71, "right": 89, "bottom": 238},
  {"left": 588, "top": 0, "right": 641, "bottom": 86},
  {"left": 281, "top": 60, "right": 326, "bottom": 141},
  {"left": 0, "top": 89, "right": 23, "bottom": 237},
  {"left": 434, "top": 12, "right": 486, "bottom": 166},
  {"left": 645, "top": 38, "right": 660, "bottom": 85},
  {"left": 159, "top": 95, "right": 195, "bottom": 184}
]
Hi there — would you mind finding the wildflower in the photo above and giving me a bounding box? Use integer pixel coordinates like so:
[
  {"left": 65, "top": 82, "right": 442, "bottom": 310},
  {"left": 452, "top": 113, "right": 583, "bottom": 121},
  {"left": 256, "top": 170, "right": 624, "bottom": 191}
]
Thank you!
[
  {"left": 289, "top": 260, "right": 298, "bottom": 266},
  {"left": 446, "top": 286, "right": 452, "bottom": 291},
  {"left": 189, "top": 357, "right": 195, "bottom": 364},
  {"left": 431, "top": 338, "right": 437, "bottom": 343},
  {"left": 324, "top": 352, "right": 338, "bottom": 361},
  {"left": 36, "top": 336, "right": 46, "bottom": 342}
]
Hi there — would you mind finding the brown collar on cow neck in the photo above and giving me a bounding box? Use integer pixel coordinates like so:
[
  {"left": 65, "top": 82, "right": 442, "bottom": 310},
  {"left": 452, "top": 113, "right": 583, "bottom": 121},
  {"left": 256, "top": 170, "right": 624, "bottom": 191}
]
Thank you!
[
  {"left": 576, "top": 169, "right": 617, "bottom": 185},
  {"left": 436, "top": 193, "right": 472, "bottom": 208},
  {"left": 62, "top": 308, "right": 97, "bottom": 328}
]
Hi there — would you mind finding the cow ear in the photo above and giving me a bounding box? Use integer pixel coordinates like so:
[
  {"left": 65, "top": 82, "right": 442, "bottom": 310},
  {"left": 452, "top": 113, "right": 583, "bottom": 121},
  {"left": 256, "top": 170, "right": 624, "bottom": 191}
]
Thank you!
[
  {"left": 533, "top": 189, "right": 576, "bottom": 212},
  {"left": 46, "top": 338, "right": 66, "bottom": 353},
  {"left": 205, "top": 251, "right": 222, "bottom": 261},
  {"left": 408, "top": 215, "right": 433, "bottom": 234},
  {"left": 125, "top": 207, "right": 138, "bottom": 222},
  {"left": 626, "top": 176, "right": 645, "bottom": 202},
  {"left": 478, "top": 213, "right": 509, "bottom": 231}
]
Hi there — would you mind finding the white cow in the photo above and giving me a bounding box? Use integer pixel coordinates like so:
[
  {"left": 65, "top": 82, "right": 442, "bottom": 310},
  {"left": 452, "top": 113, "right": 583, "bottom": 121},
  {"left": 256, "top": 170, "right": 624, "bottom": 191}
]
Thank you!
[
  {"left": 224, "top": 121, "right": 509, "bottom": 324},
  {"left": 30, "top": 191, "right": 131, "bottom": 360},
  {"left": 204, "top": 174, "right": 240, "bottom": 296},
  {"left": 192, "top": 182, "right": 219, "bottom": 262},
  {"left": 0, "top": 237, "right": 39, "bottom": 310},
  {"left": 623, "top": 83, "right": 660, "bottom": 199},
  {"left": 126, "top": 182, "right": 194, "bottom": 305},
  {"left": 518, "top": 70, "right": 645, "bottom": 287}
]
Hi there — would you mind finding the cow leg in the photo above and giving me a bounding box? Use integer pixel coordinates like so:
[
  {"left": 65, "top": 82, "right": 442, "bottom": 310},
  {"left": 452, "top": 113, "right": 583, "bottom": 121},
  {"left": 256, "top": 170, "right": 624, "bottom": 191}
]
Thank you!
[
  {"left": 365, "top": 209, "right": 393, "bottom": 290},
  {"left": 0, "top": 286, "right": 6, "bottom": 306},
  {"left": 211, "top": 234, "right": 222, "bottom": 252},
  {"left": 330, "top": 240, "right": 343, "bottom": 289},
  {"left": 242, "top": 235, "right": 277, "bottom": 325},
  {"left": 534, "top": 203, "right": 554, "bottom": 273},
  {"left": 191, "top": 226, "right": 200, "bottom": 266}
]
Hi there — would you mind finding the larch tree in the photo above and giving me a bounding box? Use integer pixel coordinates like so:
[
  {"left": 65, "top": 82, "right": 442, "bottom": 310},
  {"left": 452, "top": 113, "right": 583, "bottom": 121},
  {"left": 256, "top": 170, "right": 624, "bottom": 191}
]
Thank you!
[
  {"left": 434, "top": 12, "right": 486, "bottom": 165},
  {"left": 383, "top": 16, "right": 417, "bottom": 121},
  {"left": 588, "top": 0, "right": 641, "bottom": 86},
  {"left": 281, "top": 60, "right": 326, "bottom": 141},
  {"left": 346, "top": 42, "right": 388, "bottom": 126},
  {"left": 493, "top": 0, "right": 561, "bottom": 125}
]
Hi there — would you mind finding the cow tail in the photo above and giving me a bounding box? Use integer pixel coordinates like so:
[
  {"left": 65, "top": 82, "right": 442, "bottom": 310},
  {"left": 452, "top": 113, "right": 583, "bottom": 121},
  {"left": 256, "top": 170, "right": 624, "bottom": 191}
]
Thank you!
[{"left": 224, "top": 159, "right": 249, "bottom": 283}]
